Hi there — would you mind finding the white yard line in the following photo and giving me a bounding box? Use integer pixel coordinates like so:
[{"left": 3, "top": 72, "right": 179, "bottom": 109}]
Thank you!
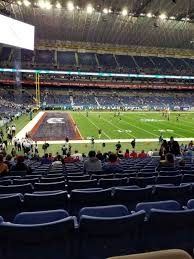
[
  {"left": 81, "top": 113, "right": 111, "bottom": 139},
  {"left": 16, "top": 112, "right": 45, "bottom": 140}
]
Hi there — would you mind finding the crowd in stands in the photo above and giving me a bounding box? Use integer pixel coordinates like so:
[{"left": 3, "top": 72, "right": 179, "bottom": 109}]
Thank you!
[{"left": 2, "top": 46, "right": 194, "bottom": 76}]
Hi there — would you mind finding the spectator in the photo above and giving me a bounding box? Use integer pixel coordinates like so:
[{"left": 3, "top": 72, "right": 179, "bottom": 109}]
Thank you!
[
  {"left": 0, "top": 154, "right": 9, "bottom": 176},
  {"left": 115, "top": 141, "right": 121, "bottom": 152},
  {"left": 96, "top": 151, "right": 104, "bottom": 161},
  {"left": 159, "top": 140, "right": 169, "bottom": 159},
  {"left": 158, "top": 153, "right": 175, "bottom": 168},
  {"left": 124, "top": 149, "right": 130, "bottom": 158},
  {"left": 83, "top": 150, "right": 102, "bottom": 173},
  {"left": 64, "top": 153, "right": 75, "bottom": 163},
  {"left": 4, "top": 154, "right": 15, "bottom": 170},
  {"left": 11, "top": 148, "right": 16, "bottom": 157},
  {"left": 168, "top": 136, "right": 180, "bottom": 156},
  {"left": 130, "top": 150, "right": 138, "bottom": 158},
  {"left": 52, "top": 155, "right": 63, "bottom": 165},
  {"left": 41, "top": 153, "right": 52, "bottom": 164},
  {"left": 147, "top": 149, "right": 153, "bottom": 157},
  {"left": 138, "top": 150, "right": 147, "bottom": 158},
  {"left": 48, "top": 153, "right": 54, "bottom": 162},
  {"left": 71, "top": 150, "right": 83, "bottom": 161},
  {"left": 188, "top": 140, "right": 194, "bottom": 149},
  {"left": 102, "top": 153, "right": 122, "bottom": 173},
  {"left": 11, "top": 155, "right": 31, "bottom": 174}
]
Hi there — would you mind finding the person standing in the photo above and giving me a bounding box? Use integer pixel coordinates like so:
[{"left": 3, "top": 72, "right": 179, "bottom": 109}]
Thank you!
[
  {"left": 131, "top": 139, "right": 136, "bottom": 149},
  {"left": 168, "top": 136, "right": 180, "bottom": 156}
]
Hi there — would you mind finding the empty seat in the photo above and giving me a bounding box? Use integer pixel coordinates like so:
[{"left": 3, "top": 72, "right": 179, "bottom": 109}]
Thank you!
[
  {"left": 68, "top": 179, "right": 97, "bottom": 192},
  {"left": 13, "top": 178, "right": 39, "bottom": 185},
  {"left": 99, "top": 178, "right": 128, "bottom": 189},
  {"left": 67, "top": 175, "right": 90, "bottom": 181},
  {"left": 0, "top": 193, "right": 23, "bottom": 221},
  {"left": 40, "top": 176, "right": 65, "bottom": 183},
  {"left": 159, "top": 171, "right": 180, "bottom": 176},
  {"left": 45, "top": 173, "right": 64, "bottom": 178},
  {"left": 114, "top": 186, "right": 153, "bottom": 210},
  {"left": 137, "top": 172, "right": 158, "bottom": 178},
  {"left": 0, "top": 210, "right": 76, "bottom": 259},
  {"left": 134, "top": 177, "right": 156, "bottom": 188},
  {"left": 145, "top": 209, "right": 194, "bottom": 252},
  {"left": 0, "top": 179, "right": 12, "bottom": 186},
  {"left": 156, "top": 175, "right": 182, "bottom": 186},
  {"left": 79, "top": 208, "right": 145, "bottom": 258},
  {"left": 182, "top": 174, "right": 194, "bottom": 183},
  {"left": 70, "top": 188, "right": 113, "bottom": 215},
  {"left": 154, "top": 185, "right": 191, "bottom": 204},
  {"left": 34, "top": 181, "right": 65, "bottom": 192},
  {"left": 91, "top": 174, "right": 114, "bottom": 180},
  {"left": 0, "top": 183, "right": 33, "bottom": 194},
  {"left": 187, "top": 199, "right": 194, "bottom": 209},
  {"left": 24, "top": 191, "right": 68, "bottom": 211},
  {"left": 135, "top": 200, "right": 181, "bottom": 215}
]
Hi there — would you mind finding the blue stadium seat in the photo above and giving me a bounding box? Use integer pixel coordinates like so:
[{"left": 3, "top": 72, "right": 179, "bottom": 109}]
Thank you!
[
  {"left": 13, "top": 178, "right": 39, "bottom": 185},
  {"left": 182, "top": 174, "right": 194, "bottom": 183},
  {"left": 34, "top": 181, "right": 65, "bottom": 191},
  {"left": 114, "top": 186, "right": 153, "bottom": 210},
  {"left": 145, "top": 209, "right": 194, "bottom": 253},
  {"left": 0, "top": 193, "right": 23, "bottom": 221},
  {"left": 79, "top": 209, "right": 145, "bottom": 258},
  {"left": 0, "top": 210, "right": 76, "bottom": 259},
  {"left": 135, "top": 200, "right": 181, "bottom": 215},
  {"left": 91, "top": 174, "right": 114, "bottom": 180},
  {"left": 99, "top": 178, "right": 128, "bottom": 189},
  {"left": 24, "top": 190, "right": 68, "bottom": 211},
  {"left": 187, "top": 199, "right": 194, "bottom": 209},
  {"left": 70, "top": 188, "right": 113, "bottom": 215},
  {"left": 156, "top": 175, "right": 182, "bottom": 185},
  {"left": 68, "top": 179, "right": 97, "bottom": 192},
  {"left": 0, "top": 183, "right": 33, "bottom": 194},
  {"left": 154, "top": 185, "right": 191, "bottom": 204},
  {"left": 134, "top": 176, "right": 156, "bottom": 188},
  {"left": 40, "top": 176, "right": 65, "bottom": 183},
  {"left": 0, "top": 179, "right": 12, "bottom": 186},
  {"left": 67, "top": 175, "right": 90, "bottom": 181}
]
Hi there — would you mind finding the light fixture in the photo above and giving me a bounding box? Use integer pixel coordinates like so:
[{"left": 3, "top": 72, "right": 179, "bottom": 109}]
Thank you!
[
  {"left": 108, "top": 8, "right": 112, "bottom": 13},
  {"left": 56, "top": 2, "right": 61, "bottom": 9},
  {"left": 169, "top": 16, "right": 176, "bottom": 20},
  {"left": 76, "top": 5, "right": 80, "bottom": 10},
  {"left": 38, "top": 0, "right": 45, "bottom": 8},
  {"left": 181, "top": 17, "right": 190, "bottom": 21},
  {"left": 23, "top": 0, "right": 31, "bottom": 6},
  {"left": 86, "top": 4, "right": 93, "bottom": 14},
  {"left": 45, "top": 1, "right": 51, "bottom": 10},
  {"left": 17, "top": 0, "right": 22, "bottom": 5},
  {"left": 159, "top": 13, "right": 167, "bottom": 20},
  {"left": 121, "top": 8, "right": 128, "bottom": 16},
  {"left": 103, "top": 8, "right": 108, "bottom": 14},
  {"left": 147, "top": 12, "right": 152, "bottom": 18},
  {"left": 67, "top": 1, "right": 74, "bottom": 11},
  {"left": 140, "top": 13, "right": 145, "bottom": 17}
]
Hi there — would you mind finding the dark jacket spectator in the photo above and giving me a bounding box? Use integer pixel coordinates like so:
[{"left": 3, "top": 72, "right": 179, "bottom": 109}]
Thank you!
[
  {"left": 168, "top": 137, "right": 180, "bottom": 156},
  {"left": 158, "top": 153, "right": 176, "bottom": 169},
  {"left": 41, "top": 153, "right": 52, "bottom": 164},
  {"left": 159, "top": 140, "right": 169, "bottom": 159},
  {"left": 11, "top": 155, "right": 31, "bottom": 174},
  {"left": 83, "top": 151, "right": 102, "bottom": 173}
]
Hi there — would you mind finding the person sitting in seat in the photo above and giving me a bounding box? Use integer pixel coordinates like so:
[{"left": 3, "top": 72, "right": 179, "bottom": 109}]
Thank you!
[
  {"left": 0, "top": 154, "right": 9, "bottom": 176},
  {"left": 138, "top": 150, "right": 147, "bottom": 158},
  {"left": 158, "top": 153, "right": 176, "bottom": 169},
  {"left": 102, "top": 153, "right": 123, "bottom": 173},
  {"left": 11, "top": 155, "right": 31, "bottom": 174},
  {"left": 130, "top": 150, "right": 138, "bottom": 158},
  {"left": 41, "top": 153, "right": 52, "bottom": 164},
  {"left": 83, "top": 150, "right": 102, "bottom": 173}
]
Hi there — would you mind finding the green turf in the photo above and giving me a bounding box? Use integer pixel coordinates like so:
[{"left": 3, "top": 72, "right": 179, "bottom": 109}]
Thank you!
[
  {"left": 71, "top": 111, "right": 194, "bottom": 139},
  {"left": 2, "top": 111, "right": 194, "bottom": 156}
]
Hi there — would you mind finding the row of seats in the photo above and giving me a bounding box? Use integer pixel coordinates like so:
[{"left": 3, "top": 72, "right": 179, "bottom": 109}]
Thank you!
[
  {"left": 1, "top": 203, "right": 194, "bottom": 259},
  {"left": 2, "top": 173, "right": 194, "bottom": 191},
  {"left": 1, "top": 183, "right": 194, "bottom": 219}
]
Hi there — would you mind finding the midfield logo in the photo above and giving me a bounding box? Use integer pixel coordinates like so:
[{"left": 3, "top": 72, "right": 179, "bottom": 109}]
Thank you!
[{"left": 47, "top": 118, "right": 65, "bottom": 124}]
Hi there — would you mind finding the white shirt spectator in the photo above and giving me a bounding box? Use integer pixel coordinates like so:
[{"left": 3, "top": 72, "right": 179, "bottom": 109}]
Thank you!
[{"left": 71, "top": 152, "right": 83, "bottom": 161}]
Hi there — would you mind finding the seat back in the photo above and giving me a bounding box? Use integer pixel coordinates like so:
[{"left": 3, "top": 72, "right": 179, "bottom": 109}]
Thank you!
[
  {"left": 0, "top": 183, "right": 33, "bottom": 194},
  {"left": 68, "top": 179, "right": 97, "bottom": 191},
  {"left": 34, "top": 181, "right": 65, "bottom": 191}
]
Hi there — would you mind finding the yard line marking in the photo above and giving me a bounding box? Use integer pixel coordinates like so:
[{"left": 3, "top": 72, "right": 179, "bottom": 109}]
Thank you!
[
  {"left": 134, "top": 112, "right": 186, "bottom": 138},
  {"left": 100, "top": 116, "right": 136, "bottom": 138},
  {"left": 80, "top": 113, "right": 111, "bottom": 139},
  {"left": 121, "top": 116, "right": 159, "bottom": 137}
]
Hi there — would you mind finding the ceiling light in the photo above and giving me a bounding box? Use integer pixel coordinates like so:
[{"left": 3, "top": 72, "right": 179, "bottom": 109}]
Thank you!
[
  {"left": 67, "top": 1, "right": 74, "bottom": 11},
  {"left": 147, "top": 12, "right": 153, "bottom": 18},
  {"left": 169, "top": 16, "right": 175, "bottom": 20},
  {"left": 38, "top": 0, "right": 45, "bottom": 8},
  {"left": 181, "top": 17, "right": 190, "bottom": 21},
  {"left": 23, "top": 0, "right": 31, "bottom": 6},
  {"left": 45, "top": 1, "right": 51, "bottom": 9},
  {"left": 56, "top": 2, "right": 61, "bottom": 9},
  {"left": 17, "top": 0, "right": 22, "bottom": 5},
  {"left": 103, "top": 8, "right": 108, "bottom": 14},
  {"left": 86, "top": 4, "right": 93, "bottom": 14},
  {"left": 159, "top": 13, "right": 167, "bottom": 20},
  {"left": 140, "top": 13, "right": 145, "bottom": 17},
  {"left": 76, "top": 5, "right": 80, "bottom": 10},
  {"left": 121, "top": 8, "right": 128, "bottom": 16},
  {"left": 108, "top": 8, "right": 112, "bottom": 13}
]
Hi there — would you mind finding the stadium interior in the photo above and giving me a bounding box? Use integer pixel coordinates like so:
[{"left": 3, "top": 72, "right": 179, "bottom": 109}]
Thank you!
[{"left": 2, "top": 0, "right": 194, "bottom": 258}]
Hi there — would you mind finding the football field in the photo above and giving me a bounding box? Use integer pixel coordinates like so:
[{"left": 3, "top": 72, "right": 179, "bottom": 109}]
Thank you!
[{"left": 71, "top": 111, "right": 194, "bottom": 140}]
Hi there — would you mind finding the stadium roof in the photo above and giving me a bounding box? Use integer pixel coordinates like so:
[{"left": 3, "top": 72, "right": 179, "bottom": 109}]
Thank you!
[{"left": 1, "top": 0, "right": 194, "bottom": 49}]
